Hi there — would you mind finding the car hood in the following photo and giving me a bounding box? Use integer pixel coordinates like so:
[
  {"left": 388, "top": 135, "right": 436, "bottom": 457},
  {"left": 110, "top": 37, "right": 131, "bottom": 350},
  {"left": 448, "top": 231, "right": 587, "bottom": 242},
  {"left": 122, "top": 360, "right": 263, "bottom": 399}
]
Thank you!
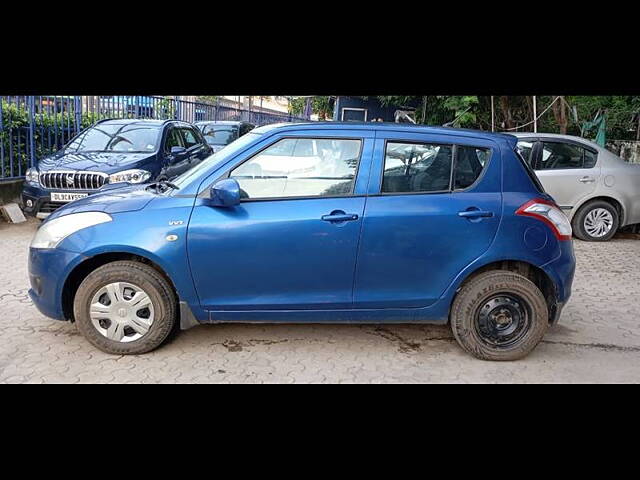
[
  {"left": 38, "top": 151, "right": 157, "bottom": 173},
  {"left": 45, "top": 184, "right": 157, "bottom": 221}
]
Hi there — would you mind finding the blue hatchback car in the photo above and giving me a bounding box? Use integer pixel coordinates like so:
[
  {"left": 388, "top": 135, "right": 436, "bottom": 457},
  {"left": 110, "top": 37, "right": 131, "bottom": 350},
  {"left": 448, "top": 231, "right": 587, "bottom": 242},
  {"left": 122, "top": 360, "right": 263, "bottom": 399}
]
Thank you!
[{"left": 28, "top": 122, "right": 575, "bottom": 360}]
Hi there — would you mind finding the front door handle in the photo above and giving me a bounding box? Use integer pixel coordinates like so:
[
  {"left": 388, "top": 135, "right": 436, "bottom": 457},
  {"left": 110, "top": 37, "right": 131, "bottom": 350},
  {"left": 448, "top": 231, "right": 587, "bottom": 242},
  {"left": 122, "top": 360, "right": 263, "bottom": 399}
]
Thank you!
[
  {"left": 321, "top": 211, "right": 359, "bottom": 223},
  {"left": 458, "top": 209, "right": 494, "bottom": 219},
  {"left": 579, "top": 176, "right": 595, "bottom": 183}
]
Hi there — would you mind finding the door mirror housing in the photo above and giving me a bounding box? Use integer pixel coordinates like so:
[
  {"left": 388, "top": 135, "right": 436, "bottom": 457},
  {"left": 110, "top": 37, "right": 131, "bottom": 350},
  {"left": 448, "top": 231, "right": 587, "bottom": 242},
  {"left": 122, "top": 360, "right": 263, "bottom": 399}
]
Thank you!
[
  {"left": 209, "top": 178, "right": 241, "bottom": 207},
  {"left": 171, "top": 146, "right": 187, "bottom": 156}
]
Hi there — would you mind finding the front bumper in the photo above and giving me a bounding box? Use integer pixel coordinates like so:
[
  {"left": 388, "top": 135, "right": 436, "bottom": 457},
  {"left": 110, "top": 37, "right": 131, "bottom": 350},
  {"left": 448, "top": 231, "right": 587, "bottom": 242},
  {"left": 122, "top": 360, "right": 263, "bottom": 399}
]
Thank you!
[
  {"left": 22, "top": 183, "right": 96, "bottom": 219},
  {"left": 28, "top": 246, "right": 87, "bottom": 321}
]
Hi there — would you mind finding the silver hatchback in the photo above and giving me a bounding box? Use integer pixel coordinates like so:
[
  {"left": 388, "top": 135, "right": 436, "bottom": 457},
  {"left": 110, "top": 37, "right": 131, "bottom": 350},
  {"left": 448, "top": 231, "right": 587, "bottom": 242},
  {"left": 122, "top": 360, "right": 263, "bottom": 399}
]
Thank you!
[{"left": 514, "top": 133, "right": 640, "bottom": 241}]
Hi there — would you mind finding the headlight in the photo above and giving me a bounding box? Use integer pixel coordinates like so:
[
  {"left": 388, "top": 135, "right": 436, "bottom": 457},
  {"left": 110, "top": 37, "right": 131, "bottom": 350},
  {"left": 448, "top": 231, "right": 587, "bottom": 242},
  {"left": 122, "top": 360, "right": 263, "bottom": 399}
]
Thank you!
[
  {"left": 108, "top": 169, "right": 151, "bottom": 184},
  {"left": 30, "top": 212, "right": 112, "bottom": 249},
  {"left": 26, "top": 168, "right": 40, "bottom": 184}
]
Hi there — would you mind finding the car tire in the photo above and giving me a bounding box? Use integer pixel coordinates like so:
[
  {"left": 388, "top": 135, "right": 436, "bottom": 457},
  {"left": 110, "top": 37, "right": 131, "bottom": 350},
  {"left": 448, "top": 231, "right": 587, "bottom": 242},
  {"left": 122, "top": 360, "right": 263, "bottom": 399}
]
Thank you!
[
  {"left": 73, "top": 261, "right": 177, "bottom": 355},
  {"left": 572, "top": 200, "right": 619, "bottom": 242},
  {"left": 450, "top": 270, "right": 548, "bottom": 361}
]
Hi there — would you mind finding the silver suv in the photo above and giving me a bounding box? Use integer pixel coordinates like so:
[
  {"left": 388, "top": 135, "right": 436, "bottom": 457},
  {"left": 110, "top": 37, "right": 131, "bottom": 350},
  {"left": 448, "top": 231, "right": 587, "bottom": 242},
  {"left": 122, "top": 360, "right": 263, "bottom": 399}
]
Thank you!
[{"left": 514, "top": 133, "right": 640, "bottom": 241}]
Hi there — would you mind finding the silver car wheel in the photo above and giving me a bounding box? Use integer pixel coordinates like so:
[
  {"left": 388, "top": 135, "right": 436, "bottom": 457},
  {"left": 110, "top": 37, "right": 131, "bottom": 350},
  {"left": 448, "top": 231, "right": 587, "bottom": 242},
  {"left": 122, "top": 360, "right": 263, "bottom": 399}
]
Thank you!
[
  {"left": 584, "top": 208, "right": 614, "bottom": 238},
  {"left": 89, "top": 282, "right": 155, "bottom": 343}
]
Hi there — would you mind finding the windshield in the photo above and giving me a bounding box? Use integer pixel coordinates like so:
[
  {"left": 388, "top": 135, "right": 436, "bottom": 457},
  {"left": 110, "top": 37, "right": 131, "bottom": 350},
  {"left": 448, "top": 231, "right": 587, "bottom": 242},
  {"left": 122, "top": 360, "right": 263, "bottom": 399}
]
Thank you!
[
  {"left": 201, "top": 125, "right": 239, "bottom": 145},
  {"left": 172, "top": 132, "right": 262, "bottom": 189},
  {"left": 66, "top": 123, "right": 161, "bottom": 153}
]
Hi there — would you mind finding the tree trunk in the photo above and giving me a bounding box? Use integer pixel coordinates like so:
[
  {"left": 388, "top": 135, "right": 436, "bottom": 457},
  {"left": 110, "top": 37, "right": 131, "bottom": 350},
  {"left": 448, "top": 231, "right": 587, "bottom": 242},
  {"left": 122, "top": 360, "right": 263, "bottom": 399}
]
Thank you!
[
  {"left": 421, "top": 96, "right": 427, "bottom": 124},
  {"left": 499, "top": 96, "right": 514, "bottom": 129},
  {"left": 525, "top": 96, "right": 533, "bottom": 122},
  {"left": 552, "top": 96, "right": 568, "bottom": 134}
]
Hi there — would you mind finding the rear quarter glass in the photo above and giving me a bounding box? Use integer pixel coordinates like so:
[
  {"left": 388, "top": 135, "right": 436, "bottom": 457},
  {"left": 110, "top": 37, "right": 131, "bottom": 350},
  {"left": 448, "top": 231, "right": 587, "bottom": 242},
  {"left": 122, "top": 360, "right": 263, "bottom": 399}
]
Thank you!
[{"left": 515, "top": 148, "right": 546, "bottom": 194}]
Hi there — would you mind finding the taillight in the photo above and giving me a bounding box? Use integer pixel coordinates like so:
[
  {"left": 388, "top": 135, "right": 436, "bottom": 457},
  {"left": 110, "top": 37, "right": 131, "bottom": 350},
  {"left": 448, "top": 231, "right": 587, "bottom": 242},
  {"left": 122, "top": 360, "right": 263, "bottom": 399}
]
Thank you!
[{"left": 516, "top": 198, "right": 572, "bottom": 241}]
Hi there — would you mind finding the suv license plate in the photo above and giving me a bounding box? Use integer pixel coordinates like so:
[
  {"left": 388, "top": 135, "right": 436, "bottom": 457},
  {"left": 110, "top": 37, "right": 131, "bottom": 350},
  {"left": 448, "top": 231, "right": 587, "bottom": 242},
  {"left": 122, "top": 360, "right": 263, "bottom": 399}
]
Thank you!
[{"left": 51, "top": 192, "right": 89, "bottom": 203}]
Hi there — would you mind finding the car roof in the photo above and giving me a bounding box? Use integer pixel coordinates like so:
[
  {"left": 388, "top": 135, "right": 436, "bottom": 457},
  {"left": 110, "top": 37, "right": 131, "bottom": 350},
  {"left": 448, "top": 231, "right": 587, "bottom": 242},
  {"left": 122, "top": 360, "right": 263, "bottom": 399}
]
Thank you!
[
  {"left": 95, "top": 118, "right": 194, "bottom": 128},
  {"left": 509, "top": 132, "right": 605, "bottom": 151},
  {"left": 195, "top": 121, "right": 251, "bottom": 126},
  {"left": 98, "top": 118, "right": 164, "bottom": 125},
  {"left": 252, "top": 122, "right": 518, "bottom": 144}
]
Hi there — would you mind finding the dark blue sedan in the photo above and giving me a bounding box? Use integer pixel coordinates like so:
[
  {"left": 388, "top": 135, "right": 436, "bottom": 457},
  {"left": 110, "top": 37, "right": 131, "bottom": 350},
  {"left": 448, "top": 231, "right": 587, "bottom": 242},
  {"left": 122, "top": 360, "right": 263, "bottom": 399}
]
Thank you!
[
  {"left": 22, "top": 119, "right": 211, "bottom": 218},
  {"left": 27, "top": 122, "right": 575, "bottom": 360}
]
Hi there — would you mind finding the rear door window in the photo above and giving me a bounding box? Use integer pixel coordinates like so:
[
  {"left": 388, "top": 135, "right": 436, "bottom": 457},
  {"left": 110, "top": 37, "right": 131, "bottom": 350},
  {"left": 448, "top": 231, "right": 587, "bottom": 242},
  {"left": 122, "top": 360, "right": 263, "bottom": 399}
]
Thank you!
[
  {"left": 538, "top": 141, "right": 596, "bottom": 170},
  {"left": 584, "top": 149, "right": 598, "bottom": 168},
  {"left": 382, "top": 142, "right": 453, "bottom": 193},
  {"left": 454, "top": 146, "right": 490, "bottom": 189}
]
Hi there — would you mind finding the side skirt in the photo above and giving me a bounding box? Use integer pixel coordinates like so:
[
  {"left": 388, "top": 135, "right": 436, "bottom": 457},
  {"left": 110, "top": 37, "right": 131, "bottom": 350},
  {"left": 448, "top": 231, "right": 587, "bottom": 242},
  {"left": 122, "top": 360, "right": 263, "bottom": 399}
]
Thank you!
[{"left": 204, "top": 307, "right": 450, "bottom": 325}]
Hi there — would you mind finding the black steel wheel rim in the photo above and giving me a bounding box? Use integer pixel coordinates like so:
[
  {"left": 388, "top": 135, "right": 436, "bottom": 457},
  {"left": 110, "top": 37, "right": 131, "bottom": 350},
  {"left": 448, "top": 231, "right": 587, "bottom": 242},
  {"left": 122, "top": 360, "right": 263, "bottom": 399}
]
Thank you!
[{"left": 475, "top": 293, "right": 531, "bottom": 348}]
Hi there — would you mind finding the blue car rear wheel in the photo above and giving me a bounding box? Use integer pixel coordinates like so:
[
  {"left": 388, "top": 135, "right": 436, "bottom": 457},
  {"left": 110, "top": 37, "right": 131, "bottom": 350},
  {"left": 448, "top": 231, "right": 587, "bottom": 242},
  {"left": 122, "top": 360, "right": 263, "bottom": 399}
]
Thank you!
[
  {"left": 450, "top": 270, "right": 548, "bottom": 361},
  {"left": 475, "top": 294, "right": 531, "bottom": 348}
]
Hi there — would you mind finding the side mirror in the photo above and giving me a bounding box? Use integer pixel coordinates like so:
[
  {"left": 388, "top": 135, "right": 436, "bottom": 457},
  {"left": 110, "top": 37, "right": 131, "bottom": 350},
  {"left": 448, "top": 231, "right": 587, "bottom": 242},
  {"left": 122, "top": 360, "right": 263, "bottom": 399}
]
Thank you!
[
  {"left": 209, "top": 178, "right": 240, "bottom": 208},
  {"left": 171, "top": 146, "right": 187, "bottom": 156}
]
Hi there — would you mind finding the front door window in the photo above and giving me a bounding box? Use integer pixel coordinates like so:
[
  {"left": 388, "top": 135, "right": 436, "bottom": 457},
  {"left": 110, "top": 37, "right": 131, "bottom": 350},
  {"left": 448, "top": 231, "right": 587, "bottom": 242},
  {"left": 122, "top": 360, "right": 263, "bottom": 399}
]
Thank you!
[
  {"left": 164, "top": 128, "right": 183, "bottom": 154},
  {"left": 230, "top": 137, "right": 361, "bottom": 199}
]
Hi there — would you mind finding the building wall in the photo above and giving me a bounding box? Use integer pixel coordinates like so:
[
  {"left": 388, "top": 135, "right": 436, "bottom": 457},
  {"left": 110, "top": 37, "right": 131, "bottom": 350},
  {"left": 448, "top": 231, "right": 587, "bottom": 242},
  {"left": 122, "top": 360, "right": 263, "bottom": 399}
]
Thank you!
[
  {"left": 333, "top": 97, "right": 402, "bottom": 122},
  {"left": 222, "top": 96, "right": 290, "bottom": 114},
  {"left": 607, "top": 140, "right": 640, "bottom": 164}
]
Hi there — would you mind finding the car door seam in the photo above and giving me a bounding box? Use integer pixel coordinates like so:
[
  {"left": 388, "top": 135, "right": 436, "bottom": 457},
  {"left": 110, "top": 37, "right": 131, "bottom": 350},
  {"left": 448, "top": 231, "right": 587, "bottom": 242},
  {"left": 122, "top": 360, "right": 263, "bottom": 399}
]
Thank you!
[
  {"left": 184, "top": 197, "right": 207, "bottom": 317},
  {"left": 350, "top": 136, "right": 376, "bottom": 306}
]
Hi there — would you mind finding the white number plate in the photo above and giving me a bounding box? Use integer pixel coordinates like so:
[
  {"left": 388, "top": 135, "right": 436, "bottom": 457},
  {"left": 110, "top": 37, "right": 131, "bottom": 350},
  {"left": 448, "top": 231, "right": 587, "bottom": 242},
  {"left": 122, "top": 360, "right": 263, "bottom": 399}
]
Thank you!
[{"left": 51, "top": 192, "right": 89, "bottom": 203}]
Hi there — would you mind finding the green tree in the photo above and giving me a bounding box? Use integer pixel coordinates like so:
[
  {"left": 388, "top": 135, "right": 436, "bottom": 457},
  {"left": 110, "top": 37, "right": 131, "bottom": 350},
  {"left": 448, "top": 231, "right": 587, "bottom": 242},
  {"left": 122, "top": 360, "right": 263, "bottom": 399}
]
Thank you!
[
  {"left": 388, "top": 95, "right": 639, "bottom": 139},
  {"left": 289, "top": 96, "right": 333, "bottom": 119},
  {"left": 376, "top": 96, "right": 479, "bottom": 127},
  {"left": 196, "top": 96, "right": 220, "bottom": 104}
]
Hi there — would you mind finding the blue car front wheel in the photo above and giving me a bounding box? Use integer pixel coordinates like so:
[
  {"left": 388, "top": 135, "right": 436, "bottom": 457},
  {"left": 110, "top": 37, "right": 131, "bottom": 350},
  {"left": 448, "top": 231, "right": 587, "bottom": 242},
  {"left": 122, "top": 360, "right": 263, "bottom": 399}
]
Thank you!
[{"left": 73, "top": 261, "right": 177, "bottom": 355}]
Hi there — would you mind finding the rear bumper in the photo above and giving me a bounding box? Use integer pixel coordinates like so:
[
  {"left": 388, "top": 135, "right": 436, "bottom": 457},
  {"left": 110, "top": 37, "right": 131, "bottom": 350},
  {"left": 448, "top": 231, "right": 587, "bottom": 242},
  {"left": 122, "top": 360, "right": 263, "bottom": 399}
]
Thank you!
[
  {"left": 541, "top": 240, "right": 576, "bottom": 323},
  {"left": 549, "top": 301, "right": 565, "bottom": 325}
]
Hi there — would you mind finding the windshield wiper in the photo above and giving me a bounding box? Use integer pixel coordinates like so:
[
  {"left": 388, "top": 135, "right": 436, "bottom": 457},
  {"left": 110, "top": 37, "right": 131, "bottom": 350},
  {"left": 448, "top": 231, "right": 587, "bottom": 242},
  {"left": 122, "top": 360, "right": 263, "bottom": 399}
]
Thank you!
[{"left": 146, "top": 180, "right": 180, "bottom": 193}]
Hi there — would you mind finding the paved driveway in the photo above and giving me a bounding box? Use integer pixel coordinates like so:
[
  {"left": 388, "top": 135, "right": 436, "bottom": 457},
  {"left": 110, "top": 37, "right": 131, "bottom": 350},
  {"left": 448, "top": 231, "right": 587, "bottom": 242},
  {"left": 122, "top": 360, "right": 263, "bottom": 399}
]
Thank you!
[{"left": 1, "top": 218, "right": 639, "bottom": 383}]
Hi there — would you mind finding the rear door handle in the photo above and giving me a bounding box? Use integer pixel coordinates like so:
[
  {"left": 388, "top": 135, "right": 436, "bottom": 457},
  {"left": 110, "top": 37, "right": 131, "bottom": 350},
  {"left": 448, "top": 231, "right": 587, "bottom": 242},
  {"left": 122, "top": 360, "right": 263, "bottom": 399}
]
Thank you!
[
  {"left": 321, "top": 211, "right": 359, "bottom": 222},
  {"left": 579, "top": 176, "right": 595, "bottom": 183},
  {"left": 458, "top": 210, "right": 494, "bottom": 219}
]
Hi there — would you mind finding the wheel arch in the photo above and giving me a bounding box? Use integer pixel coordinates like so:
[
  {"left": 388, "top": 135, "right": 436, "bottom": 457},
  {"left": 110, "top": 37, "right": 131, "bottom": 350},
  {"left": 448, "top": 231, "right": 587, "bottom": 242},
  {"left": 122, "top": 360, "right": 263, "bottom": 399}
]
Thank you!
[
  {"left": 451, "top": 259, "right": 559, "bottom": 325},
  {"left": 61, "top": 252, "right": 179, "bottom": 322},
  {"left": 572, "top": 195, "right": 625, "bottom": 226}
]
